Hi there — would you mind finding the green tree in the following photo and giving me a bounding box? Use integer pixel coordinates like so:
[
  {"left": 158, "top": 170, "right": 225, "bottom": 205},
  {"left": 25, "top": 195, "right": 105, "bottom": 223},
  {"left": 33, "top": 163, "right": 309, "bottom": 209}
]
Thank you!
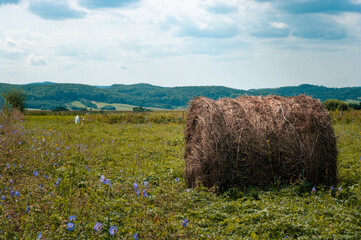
[
  {"left": 322, "top": 99, "right": 349, "bottom": 111},
  {"left": 337, "top": 102, "right": 349, "bottom": 111},
  {"left": 3, "top": 89, "right": 27, "bottom": 112},
  {"left": 101, "top": 105, "right": 116, "bottom": 110},
  {"left": 133, "top": 106, "right": 145, "bottom": 112},
  {"left": 52, "top": 106, "right": 69, "bottom": 112}
]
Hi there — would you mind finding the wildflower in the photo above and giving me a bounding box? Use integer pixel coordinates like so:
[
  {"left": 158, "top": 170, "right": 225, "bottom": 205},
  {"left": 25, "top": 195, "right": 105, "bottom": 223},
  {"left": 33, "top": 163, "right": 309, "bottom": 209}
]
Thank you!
[
  {"left": 69, "top": 215, "right": 76, "bottom": 221},
  {"left": 38, "top": 184, "right": 44, "bottom": 189},
  {"left": 144, "top": 181, "right": 149, "bottom": 188},
  {"left": 15, "top": 191, "right": 20, "bottom": 197},
  {"left": 55, "top": 178, "right": 61, "bottom": 186},
  {"left": 11, "top": 189, "right": 15, "bottom": 197},
  {"left": 33, "top": 171, "right": 39, "bottom": 177},
  {"left": 94, "top": 222, "right": 102, "bottom": 232},
  {"left": 133, "top": 182, "right": 138, "bottom": 189},
  {"left": 26, "top": 206, "right": 30, "bottom": 213},
  {"left": 6, "top": 164, "right": 10, "bottom": 169},
  {"left": 19, "top": 141, "right": 21, "bottom": 145},
  {"left": 9, "top": 179, "right": 13, "bottom": 184},
  {"left": 176, "top": 178, "right": 180, "bottom": 183},
  {"left": 109, "top": 226, "right": 117, "bottom": 235},
  {"left": 338, "top": 187, "right": 342, "bottom": 191},
  {"left": 312, "top": 186, "right": 316, "bottom": 192},
  {"left": 1, "top": 195, "right": 5, "bottom": 200},
  {"left": 135, "top": 190, "right": 139, "bottom": 197},
  {"left": 38, "top": 232, "right": 42, "bottom": 239},
  {"left": 0, "top": 175, "right": 2, "bottom": 178},
  {"left": 43, "top": 175, "right": 48, "bottom": 179},
  {"left": 186, "top": 189, "right": 191, "bottom": 193},
  {"left": 143, "top": 190, "right": 148, "bottom": 198},
  {"left": 54, "top": 163, "right": 57, "bottom": 167},
  {"left": 182, "top": 218, "right": 188, "bottom": 228},
  {"left": 100, "top": 175, "right": 106, "bottom": 182},
  {"left": 105, "top": 179, "right": 112, "bottom": 187},
  {"left": 133, "top": 233, "right": 138, "bottom": 240},
  {"left": 67, "top": 222, "right": 75, "bottom": 231}
]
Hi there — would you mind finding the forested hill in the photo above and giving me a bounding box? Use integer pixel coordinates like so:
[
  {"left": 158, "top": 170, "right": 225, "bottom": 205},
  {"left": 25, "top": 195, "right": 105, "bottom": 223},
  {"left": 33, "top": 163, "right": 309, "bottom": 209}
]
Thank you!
[
  {"left": 0, "top": 82, "right": 360, "bottom": 110},
  {"left": 248, "top": 84, "right": 361, "bottom": 102}
]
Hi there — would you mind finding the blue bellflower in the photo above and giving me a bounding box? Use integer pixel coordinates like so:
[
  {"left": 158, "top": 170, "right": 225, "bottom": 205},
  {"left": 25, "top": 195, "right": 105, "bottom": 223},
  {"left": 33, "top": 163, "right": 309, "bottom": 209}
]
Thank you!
[
  {"left": 67, "top": 222, "right": 75, "bottom": 231},
  {"left": 109, "top": 226, "right": 117, "bottom": 235}
]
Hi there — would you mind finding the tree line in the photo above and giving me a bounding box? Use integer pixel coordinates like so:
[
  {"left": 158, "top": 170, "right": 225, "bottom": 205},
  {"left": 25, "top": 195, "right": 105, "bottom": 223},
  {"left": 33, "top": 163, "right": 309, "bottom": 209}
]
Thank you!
[{"left": 0, "top": 83, "right": 360, "bottom": 111}]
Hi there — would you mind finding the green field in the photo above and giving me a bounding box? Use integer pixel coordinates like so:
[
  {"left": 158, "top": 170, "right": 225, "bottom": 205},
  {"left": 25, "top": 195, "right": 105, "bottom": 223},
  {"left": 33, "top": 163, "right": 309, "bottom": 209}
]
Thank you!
[
  {"left": 66, "top": 101, "right": 169, "bottom": 111},
  {"left": 1, "top": 111, "right": 361, "bottom": 239}
]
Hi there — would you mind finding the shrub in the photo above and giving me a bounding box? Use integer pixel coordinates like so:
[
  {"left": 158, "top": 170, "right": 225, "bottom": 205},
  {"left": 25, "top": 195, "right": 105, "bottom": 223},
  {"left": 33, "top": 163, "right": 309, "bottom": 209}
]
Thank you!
[
  {"left": 322, "top": 99, "right": 349, "bottom": 111},
  {"left": 133, "top": 106, "right": 145, "bottom": 112},
  {"left": 101, "top": 105, "right": 116, "bottom": 110},
  {"left": 2, "top": 89, "right": 27, "bottom": 112},
  {"left": 52, "top": 106, "right": 69, "bottom": 111}
]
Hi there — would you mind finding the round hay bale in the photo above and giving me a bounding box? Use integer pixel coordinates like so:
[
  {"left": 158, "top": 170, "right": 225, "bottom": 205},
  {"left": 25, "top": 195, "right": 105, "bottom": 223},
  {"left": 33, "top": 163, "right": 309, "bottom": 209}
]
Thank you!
[{"left": 184, "top": 95, "right": 337, "bottom": 192}]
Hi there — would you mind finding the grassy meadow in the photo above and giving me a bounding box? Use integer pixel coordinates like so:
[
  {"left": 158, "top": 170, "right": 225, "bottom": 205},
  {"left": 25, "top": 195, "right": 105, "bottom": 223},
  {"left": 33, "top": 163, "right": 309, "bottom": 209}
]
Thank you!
[{"left": 1, "top": 110, "right": 361, "bottom": 239}]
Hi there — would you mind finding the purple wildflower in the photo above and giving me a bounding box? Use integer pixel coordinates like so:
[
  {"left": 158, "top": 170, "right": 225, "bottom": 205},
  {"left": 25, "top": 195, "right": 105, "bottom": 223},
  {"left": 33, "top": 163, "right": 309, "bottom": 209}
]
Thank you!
[
  {"left": 109, "top": 226, "right": 117, "bottom": 235},
  {"left": 67, "top": 222, "right": 75, "bottom": 231},
  {"left": 100, "top": 175, "right": 106, "bottom": 182},
  {"left": 94, "top": 222, "right": 102, "bottom": 232},
  {"left": 105, "top": 179, "right": 112, "bottom": 187},
  {"left": 143, "top": 190, "right": 148, "bottom": 198},
  {"left": 182, "top": 218, "right": 188, "bottom": 228}
]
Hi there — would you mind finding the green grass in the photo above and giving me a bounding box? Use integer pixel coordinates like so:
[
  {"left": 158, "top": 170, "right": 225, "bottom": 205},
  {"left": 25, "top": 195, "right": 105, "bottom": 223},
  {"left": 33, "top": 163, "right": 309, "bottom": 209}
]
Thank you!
[
  {"left": 92, "top": 102, "right": 167, "bottom": 111},
  {"left": 0, "top": 111, "right": 361, "bottom": 239},
  {"left": 94, "top": 102, "right": 135, "bottom": 111},
  {"left": 69, "top": 101, "right": 87, "bottom": 109}
]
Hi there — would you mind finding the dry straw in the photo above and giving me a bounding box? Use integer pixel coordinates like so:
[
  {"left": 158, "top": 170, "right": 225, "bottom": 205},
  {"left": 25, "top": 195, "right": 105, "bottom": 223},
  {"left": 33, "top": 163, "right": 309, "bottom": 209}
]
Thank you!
[{"left": 184, "top": 95, "right": 337, "bottom": 192}]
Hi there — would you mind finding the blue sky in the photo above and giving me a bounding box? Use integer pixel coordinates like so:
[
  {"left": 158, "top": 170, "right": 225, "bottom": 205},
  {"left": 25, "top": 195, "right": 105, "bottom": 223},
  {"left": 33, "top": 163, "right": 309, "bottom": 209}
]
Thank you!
[{"left": 0, "top": 0, "right": 360, "bottom": 90}]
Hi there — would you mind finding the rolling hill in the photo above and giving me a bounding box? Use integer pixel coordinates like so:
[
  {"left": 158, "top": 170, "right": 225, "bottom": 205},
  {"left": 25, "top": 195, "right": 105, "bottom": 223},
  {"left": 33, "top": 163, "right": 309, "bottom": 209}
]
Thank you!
[{"left": 0, "top": 82, "right": 360, "bottom": 110}]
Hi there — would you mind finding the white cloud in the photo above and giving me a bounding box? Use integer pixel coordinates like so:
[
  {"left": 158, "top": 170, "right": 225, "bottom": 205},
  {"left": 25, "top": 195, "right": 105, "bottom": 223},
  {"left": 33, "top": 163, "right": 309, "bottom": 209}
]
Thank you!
[
  {"left": 26, "top": 54, "right": 48, "bottom": 65},
  {"left": 270, "top": 22, "right": 288, "bottom": 29},
  {"left": 0, "top": 0, "right": 360, "bottom": 89},
  {"left": 4, "top": 36, "right": 17, "bottom": 47}
]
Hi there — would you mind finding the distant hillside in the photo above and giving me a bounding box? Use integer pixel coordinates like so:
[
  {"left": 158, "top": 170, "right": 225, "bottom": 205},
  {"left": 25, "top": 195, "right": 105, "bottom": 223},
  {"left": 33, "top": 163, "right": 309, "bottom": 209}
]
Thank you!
[
  {"left": 0, "top": 82, "right": 360, "bottom": 110},
  {"left": 248, "top": 84, "right": 361, "bottom": 102}
]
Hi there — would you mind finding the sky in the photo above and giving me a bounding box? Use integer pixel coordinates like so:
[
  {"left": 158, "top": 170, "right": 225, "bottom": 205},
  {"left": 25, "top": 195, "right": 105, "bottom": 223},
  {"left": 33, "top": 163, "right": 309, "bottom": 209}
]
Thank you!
[{"left": 0, "top": 0, "right": 360, "bottom": 90}]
